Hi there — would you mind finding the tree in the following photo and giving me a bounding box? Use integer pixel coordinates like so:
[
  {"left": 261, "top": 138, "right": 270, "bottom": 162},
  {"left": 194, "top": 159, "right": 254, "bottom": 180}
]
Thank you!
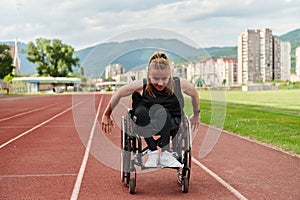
[
  {"left": 0, "top": 44, "right": 14, "bottom": 79},
  {"left": 222, "top": 79, "right": 227, "bottom": 86},
  {"left": 27, "top": 38, "right": 80, "bottom": 77},
  {"left": 4, "top": 73, "right": 14, "bottom": 83}
]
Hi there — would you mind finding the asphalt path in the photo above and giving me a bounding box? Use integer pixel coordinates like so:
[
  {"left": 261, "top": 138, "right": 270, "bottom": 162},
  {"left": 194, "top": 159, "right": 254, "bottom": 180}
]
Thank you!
[{"left": 0, "top": 93, "right": 299, "bottom": 199}]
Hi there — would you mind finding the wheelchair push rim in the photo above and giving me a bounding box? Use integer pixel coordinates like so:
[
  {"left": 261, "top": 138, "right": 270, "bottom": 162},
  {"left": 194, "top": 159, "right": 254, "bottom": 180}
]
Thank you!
[
  {"left": 176, "top": 116, "right": 192, "bottom": 193},
  {"left": 120, "top": 116, "right": 131, "bottom": 187}
]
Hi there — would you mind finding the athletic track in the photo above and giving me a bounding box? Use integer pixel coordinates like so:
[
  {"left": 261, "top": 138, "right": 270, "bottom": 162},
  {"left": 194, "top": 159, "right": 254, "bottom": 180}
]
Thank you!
[{"left": 0, "top": 93, "right": 299, "bottom": 200}]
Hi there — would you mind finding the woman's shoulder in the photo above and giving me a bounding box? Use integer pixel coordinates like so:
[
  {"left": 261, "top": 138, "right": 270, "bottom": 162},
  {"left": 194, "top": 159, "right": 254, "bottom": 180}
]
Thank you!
[
  {"left": 121, "top": 79, "right": 143, "bottom": 93},
  {"left": 177, "top": 77, "right": 192, "bottom": 91}
]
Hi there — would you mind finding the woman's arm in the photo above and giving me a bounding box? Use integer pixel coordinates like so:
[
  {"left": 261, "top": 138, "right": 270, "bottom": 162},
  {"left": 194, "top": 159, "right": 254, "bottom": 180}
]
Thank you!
[
  {"left": 102, "top": 79, "right": 143, "bottom": 134},
  {"left": 179, "top": 78, "right": 200, "bottom": 130}
]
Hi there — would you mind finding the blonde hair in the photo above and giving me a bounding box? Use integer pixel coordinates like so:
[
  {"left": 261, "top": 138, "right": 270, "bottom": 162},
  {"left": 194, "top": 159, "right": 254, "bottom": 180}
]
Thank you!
[{"left": 145, "top": 50, "right": 174, "bottom": 97}]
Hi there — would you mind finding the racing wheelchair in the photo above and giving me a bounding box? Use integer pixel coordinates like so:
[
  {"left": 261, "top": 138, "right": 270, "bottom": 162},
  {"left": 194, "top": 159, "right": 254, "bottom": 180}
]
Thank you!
[{"left": 120, "top": 109, "right": 192, "bottom": 194}]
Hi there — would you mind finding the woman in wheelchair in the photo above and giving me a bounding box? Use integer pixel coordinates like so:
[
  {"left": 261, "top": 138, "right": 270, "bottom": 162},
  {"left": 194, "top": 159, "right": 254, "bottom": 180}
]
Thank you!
[{"left": 101, "top": 50, "right": 200, "bottom": 168}]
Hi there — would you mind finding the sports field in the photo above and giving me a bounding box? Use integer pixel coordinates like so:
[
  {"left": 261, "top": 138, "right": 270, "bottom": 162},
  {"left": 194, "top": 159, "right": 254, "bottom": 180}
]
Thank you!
[
  {"left": 1, "top": 93, "right": 299, "bottom": 199},
  {"left": 190, "top": 89, "right": 300, "bottom": 155}
]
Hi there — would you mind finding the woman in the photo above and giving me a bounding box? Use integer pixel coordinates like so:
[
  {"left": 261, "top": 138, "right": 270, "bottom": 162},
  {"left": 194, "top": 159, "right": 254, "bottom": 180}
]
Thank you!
[{"left": 101, "top": 50, "right": 200, "bottom": 167}]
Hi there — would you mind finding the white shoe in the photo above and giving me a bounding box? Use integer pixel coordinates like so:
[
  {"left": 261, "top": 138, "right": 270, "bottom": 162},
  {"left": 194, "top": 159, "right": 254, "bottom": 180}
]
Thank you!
[
  {"left": 160, "top": 151, "right": 183, "bottom": 168},
  {"left": 144, "top": 150, "right": 159, "bottom": 167}
]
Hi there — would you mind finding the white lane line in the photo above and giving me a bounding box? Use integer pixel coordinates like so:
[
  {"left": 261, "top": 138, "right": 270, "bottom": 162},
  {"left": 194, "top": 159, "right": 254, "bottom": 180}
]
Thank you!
[
  {"left": 70, "top": 96, "right": 103, "bottom": 200},
  {"left": 192, "top": 157, "right": 248, "bottom": 200},
  {"left": 0, "top": 99, "right": 87, "bottom": 150},
  {"left": 0, "top": 104, "right": 59, "bottom": 122},
  {"left": 0, "top": 173, "right": 77, "bottom": 178}
]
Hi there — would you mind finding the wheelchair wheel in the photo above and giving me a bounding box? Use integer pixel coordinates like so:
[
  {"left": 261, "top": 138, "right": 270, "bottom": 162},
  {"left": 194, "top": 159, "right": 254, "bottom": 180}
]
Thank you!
[
  {"left": 176, "top": 116, "right": 192, "bottom": 193},
  {"left": 182, "top": 176, "right": 189, "bottom": 193},
  {"left": 181, "top": 150, "right": 191, "bottom": 193},
  {"left": 129, "top": 178, "right": 136, "bottom": 194},
  {"left": 121, "top": 116, "right": 131, "bottom": 187}
]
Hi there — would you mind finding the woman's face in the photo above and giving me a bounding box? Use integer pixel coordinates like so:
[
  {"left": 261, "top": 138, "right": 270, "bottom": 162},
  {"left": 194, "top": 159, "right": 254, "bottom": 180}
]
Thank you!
[{"left": 148, "top": 68, "right": 170, "bottom": 91}]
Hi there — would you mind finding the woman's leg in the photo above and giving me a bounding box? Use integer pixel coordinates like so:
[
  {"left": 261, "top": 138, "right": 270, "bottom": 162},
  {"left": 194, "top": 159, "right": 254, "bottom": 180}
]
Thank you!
[
  {"left": 133, "top": 103, "right": 158, "bottom": 151},
  {"left": 132, "top": 92, "right": 173, "bottom": 152},
  {"left": 156, "top": 109, "right": 172, "bottom": 152}
]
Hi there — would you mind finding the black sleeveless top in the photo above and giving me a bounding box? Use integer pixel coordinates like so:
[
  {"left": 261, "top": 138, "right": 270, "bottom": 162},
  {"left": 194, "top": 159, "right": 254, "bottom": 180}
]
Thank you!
[{"left": 142, "top": 77, "right": 184, "bottom": 118}]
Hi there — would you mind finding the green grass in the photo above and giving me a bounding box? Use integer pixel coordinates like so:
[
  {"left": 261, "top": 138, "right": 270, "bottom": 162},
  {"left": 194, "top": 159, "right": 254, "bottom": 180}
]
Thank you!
[{"left": 184, "top": 89, "right": 300, "bottom": 155}]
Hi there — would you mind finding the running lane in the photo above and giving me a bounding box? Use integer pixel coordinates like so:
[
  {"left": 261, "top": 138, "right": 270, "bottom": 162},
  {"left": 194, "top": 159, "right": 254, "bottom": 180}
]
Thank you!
[
  {"left": 1, "top": 93, "right": 299, "bottom": 199},
  {"left": 0, "top": 94, "right": 93, "bottom": 199}
]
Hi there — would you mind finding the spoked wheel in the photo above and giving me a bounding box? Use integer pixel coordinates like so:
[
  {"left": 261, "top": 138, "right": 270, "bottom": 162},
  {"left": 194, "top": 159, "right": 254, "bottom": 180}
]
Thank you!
[
  {"left": 121, "top": 116, "right": 131, "bottom": 187},
  {"left": 181, "top": 149, "right": 191, "bottom": 193},
  {"left": 177, "top": 116, "right": 192, "bottom": 193},
  {"left": 129, "top": 177, "right": 136, "bottom": 194},
  {"left": 181, "top": 176, "right": 189, "bottom": 193}
]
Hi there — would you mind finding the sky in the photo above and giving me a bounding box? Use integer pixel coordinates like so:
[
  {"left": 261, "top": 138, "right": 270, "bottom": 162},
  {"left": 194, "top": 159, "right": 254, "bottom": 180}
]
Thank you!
[{"left": 1, "top": 0, "right": 300, "bottom": 50}]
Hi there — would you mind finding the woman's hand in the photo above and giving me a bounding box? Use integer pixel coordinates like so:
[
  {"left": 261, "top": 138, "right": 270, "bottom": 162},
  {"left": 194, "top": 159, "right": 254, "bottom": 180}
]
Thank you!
[
  {"left": 101, "top": 114, "right": 114, "bottom": 134},
  {"left": 189, "top": 113, "right": 200, "bottom": 131}
]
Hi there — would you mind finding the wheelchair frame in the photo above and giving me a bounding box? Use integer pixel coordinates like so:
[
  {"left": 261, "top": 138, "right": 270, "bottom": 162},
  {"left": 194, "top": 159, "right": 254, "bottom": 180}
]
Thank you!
[{"left": 120, "top": 110, "right": 192, "bottom": 194}]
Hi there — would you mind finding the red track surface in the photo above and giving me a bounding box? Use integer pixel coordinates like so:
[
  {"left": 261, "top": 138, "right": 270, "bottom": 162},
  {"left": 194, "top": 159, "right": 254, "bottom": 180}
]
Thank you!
[{"left": 0, "top": 94, "right": 299, "bottom": 199}]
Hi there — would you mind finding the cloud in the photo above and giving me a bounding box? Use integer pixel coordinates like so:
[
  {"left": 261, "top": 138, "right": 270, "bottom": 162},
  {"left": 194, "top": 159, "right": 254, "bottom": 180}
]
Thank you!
[{"left": 1, "top": 0, "right": 299, "bottom": 49}]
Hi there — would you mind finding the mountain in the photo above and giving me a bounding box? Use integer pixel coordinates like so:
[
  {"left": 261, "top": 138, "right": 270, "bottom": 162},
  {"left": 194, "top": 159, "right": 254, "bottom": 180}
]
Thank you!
[
  {"left": 75, "top": 38, "right": 205, "bottom": 77},
  {"left": 75, "top": 39, "right": 240, "bottom": 77},
  {"left": 279, "top": 28, "right": 300, "bottom": 41},
  {"left": 205, "top": 46, "right": 237, "bottom": 59},
  {"left": 2, "top": 28, "right": 299, "bottom": 77}
]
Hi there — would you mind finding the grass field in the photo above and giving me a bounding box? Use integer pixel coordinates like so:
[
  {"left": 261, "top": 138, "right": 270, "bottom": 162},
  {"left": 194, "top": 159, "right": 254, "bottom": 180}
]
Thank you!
[{"left": 184, "top": 89, "right": 300, "bottom": 155}]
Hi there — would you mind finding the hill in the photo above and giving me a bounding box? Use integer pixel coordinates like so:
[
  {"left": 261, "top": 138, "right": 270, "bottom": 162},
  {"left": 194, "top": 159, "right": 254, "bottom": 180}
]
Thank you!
[
  {"left": 2, "top": 28, "right": 299, "bottom": 77},
  {"left": 206, "top": 46, "right": 237, "bottom": 59},
  {"left": 75, "top": 38, "right": 207, "bottom": 77},
  {"left": 280, "top": 28, "right": 300, "bottom": 41}
]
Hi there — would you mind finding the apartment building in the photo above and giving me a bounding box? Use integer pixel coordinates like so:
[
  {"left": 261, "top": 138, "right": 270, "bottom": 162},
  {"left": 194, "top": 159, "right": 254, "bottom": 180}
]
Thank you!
[
  {"left": 260, "top": 28, "right": 273, "bottom": 82},
  {"left": 182, "top": 58, "right": 238, "bottom": 87},
  {"left": 296, "top": 47, "right": 300, "bottom": 77},
  {"left": 195, "top": 59, "right": 219, "bottom": 87},
  {"left": 216, "top": 58, "right": 238, "bottom": 86},
  {"left": 238, "top": 28, "right": 291, "bottom": 84},
  {"left": 3, "top": 39, "right": 21, "bottom": 76},
  {"left": 238, "top": 29, "right": 266, "bottom": 84},
  {"left": 238, "top": 30, "right": 256, "bottom": 84},
  {"left": 126, "top": 67, "right": 147, "bottom": 82},
  {"left": 280, "top": 41, "right": 291, "bottom": 80},
  {"left": 273, "top": 36, "right": 281, "bottom": 80},
  {"left": 105, "top": 64, "right": 125, "bottom": 79}
]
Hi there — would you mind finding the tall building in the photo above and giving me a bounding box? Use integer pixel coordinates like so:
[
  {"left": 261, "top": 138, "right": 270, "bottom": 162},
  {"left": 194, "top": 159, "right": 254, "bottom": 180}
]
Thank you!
[
  {"left": 237, "top": 28, "right": 288, "bottom": 84},
  {"left": 238, "top": 29, "right": 261, "bottom": 84},
  {"left": 280, "top": 41, "right": 291, "bottom": 80},
  {"left": 260, "top": 28, "right": 273, "bottom": 82},
  {"left": 13, "top": 38, "right": 21, "bottom": 75},
  {"left": 5, "top": 39, "right": 21, "bottom": 76},
  {"left": 273, "top": 36, "right": 281, "bottom": 80},
  {"left": 296, "top": 47, "right": 300, "bottom": 77}
]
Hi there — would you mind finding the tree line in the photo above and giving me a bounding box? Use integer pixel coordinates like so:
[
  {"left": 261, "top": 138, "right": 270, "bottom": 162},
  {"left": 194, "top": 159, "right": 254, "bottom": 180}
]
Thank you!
[{"left": 0, "top": 38, "right": 81, "bottom": 81}]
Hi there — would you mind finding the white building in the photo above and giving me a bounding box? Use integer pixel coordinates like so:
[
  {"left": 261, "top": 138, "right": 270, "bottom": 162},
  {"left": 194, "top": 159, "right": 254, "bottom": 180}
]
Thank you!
[
  {"left": 126, "top": 68, "right": 147, "bottom": 82},
  {"left": 280, "top": 41, "right": 291, "bottom": 81},
  {"left": 105, "top": 64, "right": 125, "bottom": 79},
  {"left": 238, "top": 29, "right": 261, "bottom": 84},
  {"left": 238, "top": 28, "right": 289, "bottom": 84},
  {"left": 260, "top": 28, "right": 273, "bottom": 82},
  {"left": 216, "top": 58, "right": 238, "bottom": 86},
  {"left": 273, "top": 36, "right": 281, "bottom": 80},
  {"left": 296, "top": 47, "right": 300, "bottom": 77}
]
